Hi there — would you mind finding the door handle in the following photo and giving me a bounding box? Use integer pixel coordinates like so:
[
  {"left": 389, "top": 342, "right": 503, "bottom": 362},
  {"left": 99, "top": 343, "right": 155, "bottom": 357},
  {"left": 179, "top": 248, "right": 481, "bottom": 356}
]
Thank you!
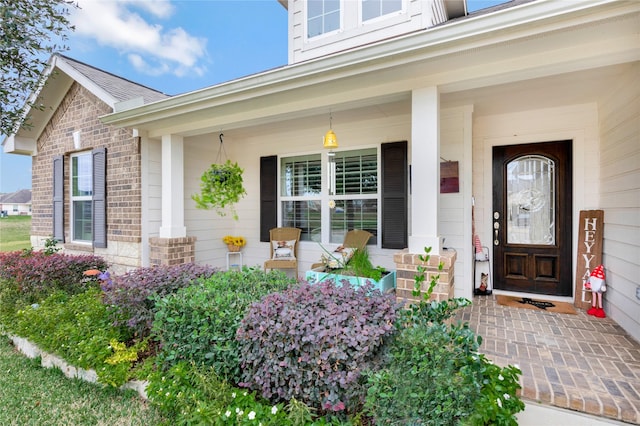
[{"left": 493, "top": 218, "right": 500, "bottom": 246}]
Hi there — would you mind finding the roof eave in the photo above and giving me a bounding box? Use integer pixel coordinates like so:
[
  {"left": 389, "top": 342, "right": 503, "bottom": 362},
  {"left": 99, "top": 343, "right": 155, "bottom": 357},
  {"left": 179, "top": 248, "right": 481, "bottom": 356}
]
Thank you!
[{"left": 101, "top": 0, "right": 635, "bottom": 129}]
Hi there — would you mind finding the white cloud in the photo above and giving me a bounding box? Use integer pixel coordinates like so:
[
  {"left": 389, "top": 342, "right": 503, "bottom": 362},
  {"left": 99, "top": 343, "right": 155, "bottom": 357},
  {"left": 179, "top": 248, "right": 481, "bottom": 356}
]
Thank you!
[{"left": 71, "top": 0, "right": 207, "bottom": 77}]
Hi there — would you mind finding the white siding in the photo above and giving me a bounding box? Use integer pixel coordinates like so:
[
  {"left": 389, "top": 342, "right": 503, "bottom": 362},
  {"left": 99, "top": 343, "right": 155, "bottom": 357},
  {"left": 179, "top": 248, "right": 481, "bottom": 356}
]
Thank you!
[
  {"left": 289, "top": 0, "right": 446, "bottom": 64},
  {"left": 140, "top": 137, "right": 162, "bottom": 267},
  {"left": 439, "top": 106, "right": 473, "bottom": 299},
  {"left": 597, "top": 63, "right": 640, "bottom": 343}
]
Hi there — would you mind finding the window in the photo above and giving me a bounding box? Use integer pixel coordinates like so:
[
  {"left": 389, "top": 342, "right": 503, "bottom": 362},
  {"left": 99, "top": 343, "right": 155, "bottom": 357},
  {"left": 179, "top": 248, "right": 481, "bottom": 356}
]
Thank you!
[
  {"left": 260, "top": 141, "right": 407, "bottom": 249},
  {"left": 330, "top": 149, "right": 378, "bottom": 243},
  {"left": 280, "top": 154, "right": 322, "bottom": 242},
  {"left": 362, "top": 0, "right": 402, "bottom": 21},
  {"left": 71, "top": 152, "right": 93, "bottom": 242},
  {"left": 55, "top": 148, "right": 106, "bottom": 246},
  {"left": 280, "top": 149, "right": 378, "bottom": 244},
  {"left": 307, "top": 0, "right": 340, "bottom": 38}
]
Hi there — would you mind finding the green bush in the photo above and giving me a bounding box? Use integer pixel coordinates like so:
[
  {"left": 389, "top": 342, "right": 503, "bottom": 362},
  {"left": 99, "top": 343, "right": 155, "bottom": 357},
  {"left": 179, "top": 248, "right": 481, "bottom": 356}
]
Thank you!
[
  {"left": 365, "top": 322, "right": 483, "bottom": 424},
  {"left": 152, "top": 268, "right": 296, "bottom": 381},
  {"left": 11, "top": 288, "right": 145, "bottom": 386},
  {"left": 102, "top": 262, "right": 217, "bottom": 338},
  {"left": 146, "top": 362, "right": 294, "bottom": 425},
  {"left": 364, "top": 248, "right": 524, "bottom": 425},
  {"left": 237, "top": 280, "right": 398, "bottom": 415}
]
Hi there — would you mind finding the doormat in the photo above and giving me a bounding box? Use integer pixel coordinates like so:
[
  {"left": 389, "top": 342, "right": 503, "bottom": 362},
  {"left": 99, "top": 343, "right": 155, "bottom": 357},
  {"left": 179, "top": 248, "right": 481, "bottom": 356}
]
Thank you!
[{"left": 496, "top": 295, "right": 577, "bottom": 315}]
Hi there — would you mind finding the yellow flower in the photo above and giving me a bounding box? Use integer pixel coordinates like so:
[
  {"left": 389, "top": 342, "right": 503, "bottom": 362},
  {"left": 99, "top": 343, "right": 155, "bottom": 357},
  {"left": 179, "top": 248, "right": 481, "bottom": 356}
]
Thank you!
[{"left": 222, "top": 235, "right": 246, "bottom": 247}]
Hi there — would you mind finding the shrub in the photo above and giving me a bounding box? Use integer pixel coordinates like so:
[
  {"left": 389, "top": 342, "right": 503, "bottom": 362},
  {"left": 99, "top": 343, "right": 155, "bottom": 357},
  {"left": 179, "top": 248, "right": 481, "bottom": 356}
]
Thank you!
[
  {"left": 152, "top": 268, "right": 296, "bottom": 381},
  {"left": 365, "top": 247, "right": 524, "bottom": 425},
  {"left": 102, "top": 263, "right": 217, "bottom": 337},
  {"left": 236, "top": 280, "right": 398, "bottom": 414},
  {"left": 11, "top": 288, "right": 145, "bottom": 386},
  {"left": 365, "top": 322, "right": 484, "bottom": 424},
  {"left": 146, "top": 362, "right": 293, "bottom": 425},
  {"left": 0, "top": 251, "right": 108, "bottom": 302}
]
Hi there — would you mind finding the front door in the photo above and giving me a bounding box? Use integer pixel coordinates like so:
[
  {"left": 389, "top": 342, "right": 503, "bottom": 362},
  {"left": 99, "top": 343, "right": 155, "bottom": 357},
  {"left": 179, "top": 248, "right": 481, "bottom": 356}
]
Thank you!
[{"left": 492, "top": 141, "right": 572, "bottom": 296}]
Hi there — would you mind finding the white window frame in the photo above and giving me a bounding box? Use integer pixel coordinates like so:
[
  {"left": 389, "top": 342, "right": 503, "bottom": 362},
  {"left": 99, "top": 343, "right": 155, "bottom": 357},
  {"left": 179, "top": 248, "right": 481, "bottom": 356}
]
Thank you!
[
  {"left": 306, "top": 0, "right": 342, "bottom": 40},
  {"left": 70, "top": 151, "right": 93, "bottom": 244},
  {"left": 280, "top": 147, "right": 379, "bottom": 246},
  {"left": 360, "top": 0, "right": 404, "bottom": 24}
]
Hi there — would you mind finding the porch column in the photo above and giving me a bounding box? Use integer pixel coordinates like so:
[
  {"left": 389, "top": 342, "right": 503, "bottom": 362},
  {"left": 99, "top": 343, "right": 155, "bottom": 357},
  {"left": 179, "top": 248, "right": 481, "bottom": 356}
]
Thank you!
[
  {"left": 409, "top": 86, "right": 442, "bottom": 255},
  {"left": 159, "top": 134, "right": 186, "bottom": 238}
]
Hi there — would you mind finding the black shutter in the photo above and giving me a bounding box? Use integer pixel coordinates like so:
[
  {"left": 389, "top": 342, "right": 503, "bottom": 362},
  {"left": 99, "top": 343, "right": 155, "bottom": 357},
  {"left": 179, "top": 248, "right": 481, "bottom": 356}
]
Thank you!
[
  {"left": 92, "top": 147, "right": 107, "bottom": 248},
  {"left": 381, "top": 141, "right": 408, "bottom": 249},
  {"left": 52, "top": 155, "right": 64, "bottom": 242},
  {"left": 260, "top": 155, "right": 277, "bottom": 242}
]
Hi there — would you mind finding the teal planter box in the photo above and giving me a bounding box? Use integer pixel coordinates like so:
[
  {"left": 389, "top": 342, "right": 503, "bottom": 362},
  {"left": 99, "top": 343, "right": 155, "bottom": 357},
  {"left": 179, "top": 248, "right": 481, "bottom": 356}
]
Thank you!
[{"left": 305, "top": 269, "right": 396, "bottom": 293}]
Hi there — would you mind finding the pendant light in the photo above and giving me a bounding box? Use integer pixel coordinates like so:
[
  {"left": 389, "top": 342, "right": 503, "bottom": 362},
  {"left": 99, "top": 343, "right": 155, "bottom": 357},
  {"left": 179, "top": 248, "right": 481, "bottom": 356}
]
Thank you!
[{"left": 323, "top": 112, "right": 338, "bottom": 149}]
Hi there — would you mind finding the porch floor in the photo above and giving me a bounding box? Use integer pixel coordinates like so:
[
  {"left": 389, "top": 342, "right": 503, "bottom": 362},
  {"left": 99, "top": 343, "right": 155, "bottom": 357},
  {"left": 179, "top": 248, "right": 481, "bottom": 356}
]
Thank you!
[{"left": 458, "top": 294, "right": 640, "bottom": 424}]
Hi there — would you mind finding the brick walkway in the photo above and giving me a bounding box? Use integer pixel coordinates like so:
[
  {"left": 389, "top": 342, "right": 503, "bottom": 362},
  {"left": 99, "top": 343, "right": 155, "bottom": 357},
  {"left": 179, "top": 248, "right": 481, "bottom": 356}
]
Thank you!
[{"left": 457, "top": 294, "right": 640, "bottom": 424}]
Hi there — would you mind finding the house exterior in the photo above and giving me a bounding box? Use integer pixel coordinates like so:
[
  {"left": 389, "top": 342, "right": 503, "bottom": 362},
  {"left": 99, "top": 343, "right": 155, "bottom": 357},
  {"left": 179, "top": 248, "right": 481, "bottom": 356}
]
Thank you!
[
  {"left": 0, "top": 189, "right": 32, "bottom": 216},
  {"left": 3, "top": 55, "right": 168, "bottom": 269},
  {"left": 3, "top": 0, "right": 639, "bottom": 342}
]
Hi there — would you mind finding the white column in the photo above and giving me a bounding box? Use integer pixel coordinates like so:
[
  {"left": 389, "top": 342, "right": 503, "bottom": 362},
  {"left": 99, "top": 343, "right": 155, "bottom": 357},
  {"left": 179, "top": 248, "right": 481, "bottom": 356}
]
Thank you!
[
  {"left": 409, "top": 86, "right": 442, "bottom": 255},
  {"left": 159, "top": 134, "right": 186, "bottom": 238}
]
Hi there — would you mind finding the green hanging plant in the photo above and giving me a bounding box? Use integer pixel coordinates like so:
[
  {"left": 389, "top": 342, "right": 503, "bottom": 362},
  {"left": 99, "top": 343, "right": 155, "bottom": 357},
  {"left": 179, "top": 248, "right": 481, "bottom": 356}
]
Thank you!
[{"left": 192, "top": 160, "right": 247, "bottom": 220}]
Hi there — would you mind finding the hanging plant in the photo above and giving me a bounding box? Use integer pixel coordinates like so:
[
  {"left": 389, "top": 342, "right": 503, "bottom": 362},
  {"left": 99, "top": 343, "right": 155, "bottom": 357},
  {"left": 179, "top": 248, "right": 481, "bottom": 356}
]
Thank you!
[{"left": 192, "top": 159, "right": 247, "bottom": 220}]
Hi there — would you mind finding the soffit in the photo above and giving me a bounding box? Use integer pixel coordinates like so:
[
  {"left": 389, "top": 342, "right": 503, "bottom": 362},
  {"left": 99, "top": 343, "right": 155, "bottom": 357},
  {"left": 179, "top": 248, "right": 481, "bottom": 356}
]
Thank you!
[{"left": 101, "top": 1, "right": 639, "bottom": 137}]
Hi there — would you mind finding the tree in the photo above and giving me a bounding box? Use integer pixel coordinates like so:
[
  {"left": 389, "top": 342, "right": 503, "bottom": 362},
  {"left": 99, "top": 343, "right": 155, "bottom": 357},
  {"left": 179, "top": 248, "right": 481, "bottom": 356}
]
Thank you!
[{"left": 1, "top": 0, "right": 75, "bottom": 137}]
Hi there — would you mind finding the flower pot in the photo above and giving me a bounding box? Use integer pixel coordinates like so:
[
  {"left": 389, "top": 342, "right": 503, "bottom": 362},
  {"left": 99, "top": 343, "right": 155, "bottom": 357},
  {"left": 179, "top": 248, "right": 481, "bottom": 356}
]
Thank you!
[
  {"left": 227, "top": 244, "right": 241, "bottom": 252},
  {"left": 305, "top": 269, "right": 396, "bottom": 293}
]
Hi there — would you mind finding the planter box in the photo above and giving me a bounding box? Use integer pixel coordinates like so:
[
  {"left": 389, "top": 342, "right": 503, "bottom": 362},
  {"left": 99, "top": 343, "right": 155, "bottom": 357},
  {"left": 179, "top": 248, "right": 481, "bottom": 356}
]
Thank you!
[{"left": 305, "top": 269, "right": 396, "bottom": 293}]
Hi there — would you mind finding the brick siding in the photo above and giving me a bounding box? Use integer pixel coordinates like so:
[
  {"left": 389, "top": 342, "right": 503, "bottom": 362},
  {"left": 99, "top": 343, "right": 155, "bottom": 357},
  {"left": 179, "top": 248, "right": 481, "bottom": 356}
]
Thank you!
[
  {"left": 393, "top": 249, "right": 457, "bottom": 303},
  {"left": 31, "top": 83, "right": 141, "bottom": 265}
]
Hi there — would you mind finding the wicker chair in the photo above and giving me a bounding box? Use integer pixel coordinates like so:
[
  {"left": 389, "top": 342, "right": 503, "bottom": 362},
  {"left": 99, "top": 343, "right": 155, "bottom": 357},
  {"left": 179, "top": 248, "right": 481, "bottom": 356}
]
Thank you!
[
  {"left": 311, "top": 229, "right": 373, "bottom": 270},
  {"left": 264, "top": 227, "right": 302, "bottom": 276}
]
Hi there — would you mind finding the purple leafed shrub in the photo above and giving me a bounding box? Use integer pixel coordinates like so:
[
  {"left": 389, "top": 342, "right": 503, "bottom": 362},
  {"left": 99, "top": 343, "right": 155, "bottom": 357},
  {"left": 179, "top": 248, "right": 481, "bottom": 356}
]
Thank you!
[
  {"left": 102, "top": 263, "right": 217, "bottom": 337},
  {"left": 236, "top": 280, "right": 398, "bottom": 414},
  {"left": 0, "top": 251, "right": 109, "bottom": 300}
]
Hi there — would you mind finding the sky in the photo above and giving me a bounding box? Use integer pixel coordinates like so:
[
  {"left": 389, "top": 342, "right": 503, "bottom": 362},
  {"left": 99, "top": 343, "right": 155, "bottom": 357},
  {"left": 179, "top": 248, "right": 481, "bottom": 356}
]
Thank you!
[{"left": 0, "top": 0, "right": 508, "bottom": 194}]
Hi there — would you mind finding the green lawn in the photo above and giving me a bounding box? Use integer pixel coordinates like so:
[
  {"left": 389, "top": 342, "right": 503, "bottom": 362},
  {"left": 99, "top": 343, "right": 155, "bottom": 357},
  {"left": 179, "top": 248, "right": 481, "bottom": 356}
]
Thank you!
[
  {"left": 0, "top": 336, "right": 165, "bottom": 425},
  {"left": 0, "top": 215, "right": 31, "bottom": 252}
]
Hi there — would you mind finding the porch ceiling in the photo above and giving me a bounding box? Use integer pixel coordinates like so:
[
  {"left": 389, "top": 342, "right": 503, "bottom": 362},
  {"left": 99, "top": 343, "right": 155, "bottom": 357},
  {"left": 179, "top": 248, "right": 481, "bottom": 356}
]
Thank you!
[
  {"left": 191, "top": 63, "right": 630, "bottom": 141},
  {"left": 102, "top": 1, "right": 639, "bottom": 140}
]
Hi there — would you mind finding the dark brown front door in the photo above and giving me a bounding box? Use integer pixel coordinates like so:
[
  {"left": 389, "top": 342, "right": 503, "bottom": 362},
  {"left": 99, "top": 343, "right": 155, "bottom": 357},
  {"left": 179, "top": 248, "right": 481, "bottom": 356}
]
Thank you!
[{"left": 492, "top": 141, "right": 572, "bottom": 296}]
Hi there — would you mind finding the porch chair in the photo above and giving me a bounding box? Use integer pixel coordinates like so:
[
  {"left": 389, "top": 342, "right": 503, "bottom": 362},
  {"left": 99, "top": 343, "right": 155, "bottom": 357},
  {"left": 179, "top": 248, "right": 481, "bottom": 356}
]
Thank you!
[
  {"left": 311, "top": 229, "right": 373, "bottom": 270},
  {"left": 264, "top": 227, "right": 302, "bottom": 276}
]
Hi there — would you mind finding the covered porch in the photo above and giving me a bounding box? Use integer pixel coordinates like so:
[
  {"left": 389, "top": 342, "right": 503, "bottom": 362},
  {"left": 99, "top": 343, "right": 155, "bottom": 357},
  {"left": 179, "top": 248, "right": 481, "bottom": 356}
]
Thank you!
[{"left": 461, "top": 295, "right": 640, "bottom": 424}]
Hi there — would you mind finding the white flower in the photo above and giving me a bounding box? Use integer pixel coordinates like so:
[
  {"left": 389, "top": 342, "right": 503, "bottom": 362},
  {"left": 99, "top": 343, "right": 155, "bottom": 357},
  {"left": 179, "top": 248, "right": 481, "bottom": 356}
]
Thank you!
[
  {"left": 498, "top": 374, "right": 504, "bottom": 381},
  {"left": 232, "top": 392, "right": 236, "bottom": 398},
  {"left": 165, "top": 392, "right": 170, "bottom": 397},
  {"left": 328, "top": 200, "right": 336, "bottom": 209},
  {"left": 243, "top": 391, "right": 248, "bottom": 396},
  {"left": 235, "top": 407, "right": 240, "bottom": 414},
  {"left": 271, "top": 406, "right": 278, "bottom": 415},
  {"left": 225, "top": 411, "right": 231, "bottom": 418},
  {"left": 504, "top": 393, "right": 511, "bottom": 400},
  {"left": 248, "top": 411, "right": 256, "bottom": 420},
  {"left": 497, "top": 398, "right": 503, "bottom": 408}
]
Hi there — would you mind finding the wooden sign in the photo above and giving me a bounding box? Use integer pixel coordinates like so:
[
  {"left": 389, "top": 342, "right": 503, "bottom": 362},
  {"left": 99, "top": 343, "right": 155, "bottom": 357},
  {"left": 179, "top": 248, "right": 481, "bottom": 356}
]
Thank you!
[
  {"left": 574, "top": 210, "right": 604, "bottom": 309},
  {"left": 440, "top": 161, "right": 459, "bottom": 193}
]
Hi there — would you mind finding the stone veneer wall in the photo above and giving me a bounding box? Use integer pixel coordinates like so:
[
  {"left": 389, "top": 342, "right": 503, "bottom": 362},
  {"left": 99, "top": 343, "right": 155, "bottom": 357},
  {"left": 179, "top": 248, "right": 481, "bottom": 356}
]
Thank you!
[
  {"left": 394, "top": 249, "right": 457, "bottom": 303},
  {"left": 149, "top": 237, "right": 196, "bottom": 266}
]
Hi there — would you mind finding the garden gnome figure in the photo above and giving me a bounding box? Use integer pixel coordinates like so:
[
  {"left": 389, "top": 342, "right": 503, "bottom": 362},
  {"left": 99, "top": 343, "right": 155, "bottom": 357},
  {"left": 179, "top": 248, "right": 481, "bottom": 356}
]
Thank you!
[{"left": 585, "top": 264, "right": 606, "bottom": 318}]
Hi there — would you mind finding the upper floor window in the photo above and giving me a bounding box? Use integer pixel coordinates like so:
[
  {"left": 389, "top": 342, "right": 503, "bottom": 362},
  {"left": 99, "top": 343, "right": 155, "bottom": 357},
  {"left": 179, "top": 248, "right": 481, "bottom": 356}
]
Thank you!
[
  {"left": 71, "top": 152, "right": 93, "bottom": 243},
  {"left": 308, "top": 0, "right": 341, "bottom": 38},
  {"left": 362, "top": 0, "right": 402, "bottom": 21}
]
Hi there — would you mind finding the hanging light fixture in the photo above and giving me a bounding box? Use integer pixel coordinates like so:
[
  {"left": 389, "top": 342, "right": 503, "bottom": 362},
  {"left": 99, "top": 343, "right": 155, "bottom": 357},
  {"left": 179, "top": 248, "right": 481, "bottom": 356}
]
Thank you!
[{"left": 323, "top": 112, "right": 338, "bottom": 149}]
